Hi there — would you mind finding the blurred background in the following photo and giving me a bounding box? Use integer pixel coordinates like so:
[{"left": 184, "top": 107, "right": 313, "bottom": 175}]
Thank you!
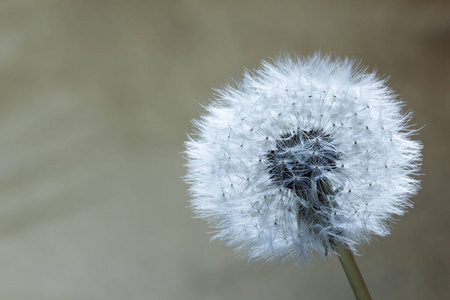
[{"left": 0, "top": 1, "right": 448, "bottom": 299}]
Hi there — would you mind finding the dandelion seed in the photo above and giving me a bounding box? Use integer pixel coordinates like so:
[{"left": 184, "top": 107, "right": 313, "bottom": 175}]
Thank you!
[{"left": 184, "top": 53, "right": 422, "bottom": 265}]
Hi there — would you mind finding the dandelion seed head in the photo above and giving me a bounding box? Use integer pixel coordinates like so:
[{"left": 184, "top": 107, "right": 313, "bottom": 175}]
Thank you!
[{"left": 185, "top": 53, "right": 422, "bottom": 264}]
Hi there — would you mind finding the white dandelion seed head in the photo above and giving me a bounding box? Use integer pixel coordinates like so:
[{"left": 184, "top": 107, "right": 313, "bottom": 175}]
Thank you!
[{"left": 185, "top": 53, "right": 422, "bottom": 264}]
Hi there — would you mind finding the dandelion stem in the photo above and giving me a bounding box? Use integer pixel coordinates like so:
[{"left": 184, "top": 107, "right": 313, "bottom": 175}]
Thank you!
[{"left": 335, "top": 244, "right": 372, "bottom": 300}]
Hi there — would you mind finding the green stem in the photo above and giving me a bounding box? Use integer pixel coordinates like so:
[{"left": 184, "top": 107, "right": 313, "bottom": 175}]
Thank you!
[{"left": 335, "top": 244, "right": 372, "bottom": 300}]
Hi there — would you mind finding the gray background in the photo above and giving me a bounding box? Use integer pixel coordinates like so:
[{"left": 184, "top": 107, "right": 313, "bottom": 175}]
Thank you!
[{"left": 0, "top": 1, "right": 448, "bottom": 299}]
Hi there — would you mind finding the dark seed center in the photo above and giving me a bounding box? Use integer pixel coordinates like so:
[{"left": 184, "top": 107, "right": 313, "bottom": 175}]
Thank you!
[{"left": 265, "top": 129, "right": 342, "bottom": 251}]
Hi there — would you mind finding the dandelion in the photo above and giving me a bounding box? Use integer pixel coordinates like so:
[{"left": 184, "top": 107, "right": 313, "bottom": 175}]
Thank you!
[{"left": 185, "top": 53, "right": 422, "bottom": 299}]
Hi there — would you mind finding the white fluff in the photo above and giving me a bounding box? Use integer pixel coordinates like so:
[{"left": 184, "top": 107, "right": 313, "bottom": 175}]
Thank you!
[{"left": 185, "top": 53, "right": 422, "bottom": 264}]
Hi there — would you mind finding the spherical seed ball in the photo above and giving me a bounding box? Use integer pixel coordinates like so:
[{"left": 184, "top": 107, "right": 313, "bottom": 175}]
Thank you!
[{"left": 185, "top": 53, "right": 422, "bottom": 264}]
